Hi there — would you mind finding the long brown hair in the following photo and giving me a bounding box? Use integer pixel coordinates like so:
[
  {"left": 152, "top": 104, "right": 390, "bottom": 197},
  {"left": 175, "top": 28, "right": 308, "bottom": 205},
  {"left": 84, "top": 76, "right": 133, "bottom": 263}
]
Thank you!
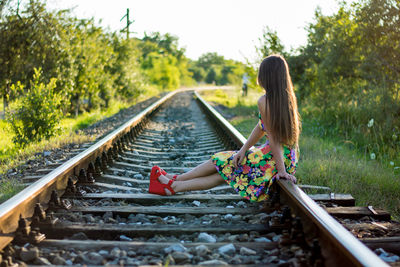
[{"left": 257, "top": 55, "right": 300, "bottom": 146}]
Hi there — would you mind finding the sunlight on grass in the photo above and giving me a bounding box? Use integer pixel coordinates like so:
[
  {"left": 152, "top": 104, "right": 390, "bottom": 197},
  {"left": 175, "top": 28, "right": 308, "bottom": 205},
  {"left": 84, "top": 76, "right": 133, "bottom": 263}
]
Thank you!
[
  {"left": 61, "top": 100, "right": 130, "bottom": 132},
  {"left": 297, "top": 135, "right": 400, "bottom": 219},
  {"left": 200, "top": 88, "right": 400, "bottom": 220},
  {"left": 0, "top": 99, "right": 135, "bottom": 175},
  {"left": 0, "top": 177, "right": 24, "bottom": 203},
  {"left": 0, "top": 120, "right": 14, "bottom": 158},
  {"left": 200, "top": 87, "right": 263, "bottom": 112},
  {"left": 0, "top": 131, "right": 93, "bottom": 173}
]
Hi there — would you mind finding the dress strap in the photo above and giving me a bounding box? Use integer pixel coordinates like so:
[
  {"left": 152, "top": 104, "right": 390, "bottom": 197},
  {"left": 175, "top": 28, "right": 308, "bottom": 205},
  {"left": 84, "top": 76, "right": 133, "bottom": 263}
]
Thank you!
[{"left": 258, "top": 112, "right": 267, "bottom": 132}]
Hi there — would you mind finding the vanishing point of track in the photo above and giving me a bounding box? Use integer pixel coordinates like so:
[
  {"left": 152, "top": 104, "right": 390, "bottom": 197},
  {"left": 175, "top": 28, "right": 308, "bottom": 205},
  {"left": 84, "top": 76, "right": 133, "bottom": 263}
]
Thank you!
[{"left": 0, "top": 90, "right": 395, "bottom": 266}]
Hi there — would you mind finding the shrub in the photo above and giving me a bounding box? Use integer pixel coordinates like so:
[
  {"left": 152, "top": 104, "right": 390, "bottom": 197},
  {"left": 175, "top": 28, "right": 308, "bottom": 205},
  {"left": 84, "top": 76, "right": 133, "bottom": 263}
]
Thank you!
[{"left": 6, "top": 68, "right": 63, "bottom": 147}]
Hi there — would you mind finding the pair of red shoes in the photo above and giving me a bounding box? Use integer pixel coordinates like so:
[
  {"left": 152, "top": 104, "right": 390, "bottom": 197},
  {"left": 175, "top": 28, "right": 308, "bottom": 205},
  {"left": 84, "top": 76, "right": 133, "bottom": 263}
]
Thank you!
[{"left": 148, "top": 166, "right": 177, "bottom": 196}]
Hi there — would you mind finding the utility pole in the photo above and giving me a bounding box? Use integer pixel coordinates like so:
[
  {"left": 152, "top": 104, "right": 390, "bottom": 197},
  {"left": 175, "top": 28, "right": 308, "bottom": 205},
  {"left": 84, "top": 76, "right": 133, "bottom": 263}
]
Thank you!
[
  {"left": 16, "top": 0, "right": 20, "bottom": 16},
  {"left": 120, "top": 8, "right": 134, "bottom": 40}
]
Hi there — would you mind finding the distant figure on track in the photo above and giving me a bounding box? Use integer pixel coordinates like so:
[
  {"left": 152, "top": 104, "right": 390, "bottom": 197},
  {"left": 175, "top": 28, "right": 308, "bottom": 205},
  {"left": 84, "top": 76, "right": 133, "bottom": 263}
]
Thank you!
[
  {"left": 242, "top": 72, "right": 249, "bottom": 96},
  {"left": 149, "top": 55, "right": 301, "bottom": 202}
]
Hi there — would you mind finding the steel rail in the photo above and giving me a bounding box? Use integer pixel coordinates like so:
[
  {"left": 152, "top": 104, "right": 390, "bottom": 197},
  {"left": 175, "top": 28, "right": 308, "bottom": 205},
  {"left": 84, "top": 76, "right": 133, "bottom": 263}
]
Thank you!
[
  {"left": 194, "top": 90, "right": 387, "bottom": 267},
  {"left": 0, "top": 90, "right": 178, "bottom": 250}
]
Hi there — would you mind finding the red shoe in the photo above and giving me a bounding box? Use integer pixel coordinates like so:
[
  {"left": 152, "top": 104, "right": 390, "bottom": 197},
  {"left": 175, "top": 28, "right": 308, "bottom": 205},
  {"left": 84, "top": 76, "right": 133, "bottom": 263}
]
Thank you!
[
  {"left": 151, "top": 166, "right": 178, "bottom": 181},
  {"left": 148, "top": 177, "right": 176, "bottom": 196},
  {"left": 150, "top": 166, "right": 165, "bottom": 181}
]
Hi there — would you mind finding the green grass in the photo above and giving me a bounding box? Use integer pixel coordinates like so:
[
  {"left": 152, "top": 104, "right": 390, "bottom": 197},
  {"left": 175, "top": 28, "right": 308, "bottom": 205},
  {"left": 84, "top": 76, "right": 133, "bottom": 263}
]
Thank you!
[
  {"left": 61, "top": 100, "right": 131, "bottom": 132},
  {"left": 0, "top": 94, "right": 159, "bottom": 202},
  {"left": 0, "top": 101, "right": 129, "bottom": 172},
  {"left": 200, "top": 88, "right": 400, "bottom": 220}
]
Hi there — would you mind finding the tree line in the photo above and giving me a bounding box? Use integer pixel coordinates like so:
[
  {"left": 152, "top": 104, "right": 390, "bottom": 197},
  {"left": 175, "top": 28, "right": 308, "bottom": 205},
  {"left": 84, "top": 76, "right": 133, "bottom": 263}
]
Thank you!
[{"left": 0, "top": 0, "right": 245, "bottom": 146}]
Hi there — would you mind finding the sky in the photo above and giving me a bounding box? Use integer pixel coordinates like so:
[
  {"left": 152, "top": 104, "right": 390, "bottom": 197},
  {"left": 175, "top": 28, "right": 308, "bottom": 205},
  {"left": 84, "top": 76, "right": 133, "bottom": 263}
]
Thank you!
[{"left": 47, "top": 0, "right": 345, "bottom": 62}]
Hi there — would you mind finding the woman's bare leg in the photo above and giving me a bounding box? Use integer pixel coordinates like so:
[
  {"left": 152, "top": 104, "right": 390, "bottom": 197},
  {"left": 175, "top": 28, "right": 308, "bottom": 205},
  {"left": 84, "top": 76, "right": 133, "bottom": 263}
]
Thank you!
[
  {"left": 165, "top": 159, "right": 217, "bottom": 181},
  {"left": 158, "top": 173, "right": 225, "bottom": 195}
]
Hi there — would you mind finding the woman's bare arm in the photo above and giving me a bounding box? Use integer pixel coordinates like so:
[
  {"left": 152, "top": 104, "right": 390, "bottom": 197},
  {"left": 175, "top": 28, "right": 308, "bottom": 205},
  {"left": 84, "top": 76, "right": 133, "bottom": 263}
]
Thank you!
[
  {"left": 242, "top": 123, "right": 265, "bottom": 152},
  {"left": 232, "top": 123, "right": 264, "bottom": 168},
  {"left": 232, "top": 96, "right": 266, "bottom": 168}
]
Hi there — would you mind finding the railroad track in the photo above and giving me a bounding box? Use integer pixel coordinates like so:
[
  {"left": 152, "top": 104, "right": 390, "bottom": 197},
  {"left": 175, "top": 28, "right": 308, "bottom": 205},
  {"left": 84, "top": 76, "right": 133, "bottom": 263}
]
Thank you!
[{"left": 0, "top": 90, "right": 398, "bottom": 266}]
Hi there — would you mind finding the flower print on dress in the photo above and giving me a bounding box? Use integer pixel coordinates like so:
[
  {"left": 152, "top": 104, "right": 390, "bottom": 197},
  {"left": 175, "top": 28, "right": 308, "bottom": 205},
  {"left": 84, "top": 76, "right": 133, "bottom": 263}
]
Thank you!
[
  {"left": 290, "top": 149, "right": 296, "bottom": 161},
  {"left": 220, "top": 152, "right": 235, "bottom": 164},
  {"left": 211, "top": 112, "right": 299, "bottom": 202},
  {"left": 242, "top": 165, "right": 251, "bottom": 174},
  {"left": 248, "top": 150, "right": 263, "bottom": 165},
  {"left": 261, "top": 145, "right": 271, "bottom": 154},
  {"left": 222, "top": 165, "right": 233, "bottom": 177},
  {"left": 252, "top": 175, "right": 266, "bottom": 185},
  {"left": 234, "top": 175, "right": 249, "bottom": 190},
  {"left": 246, "top": 185, "right": 255, "bottom": 195},
  {"left": 253, "top": 168, "right": 263, "bottom": 177},
  {"left": 258, "top": 113, "right": 267, "bottom": 132}
]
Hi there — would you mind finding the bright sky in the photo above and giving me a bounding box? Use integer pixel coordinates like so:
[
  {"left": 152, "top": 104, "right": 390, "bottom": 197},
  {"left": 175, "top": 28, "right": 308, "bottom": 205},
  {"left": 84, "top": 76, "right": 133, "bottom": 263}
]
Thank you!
[{"left": 47, "top": 0, "right": 345, "bottom": 62}]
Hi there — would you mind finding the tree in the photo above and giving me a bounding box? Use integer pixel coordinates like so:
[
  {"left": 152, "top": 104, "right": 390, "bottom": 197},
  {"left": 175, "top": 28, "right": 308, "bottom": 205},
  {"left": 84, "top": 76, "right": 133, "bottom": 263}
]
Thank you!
[
  {"left": 283, "top": 0, "right": 400, "bottom": 158},
  {"left": 0, "top": 0, "right": 71, "bottom": 115},
  {"left": 66, "top": 19, "right": 116, "bottom": 115},
  {"left": 111, "top": 36, "right": 144, "bottom": 101},
  {"left": 0, "top": 12, "right": 26, "bottom": 115},
  {"left": 138, "top": 32, "right": 193, "bottom": 89},
  {"left": 142, "top": 52, "right": 180, "bottom": 89},
  {"left": 189, "top": 65, "right": 206, "bottom": 82},
  {"left": 6, "top": 68, "right": 63, "bottom": 146},
  {"left": 197, "top": 52, "right": 225, "bottom": 70},
  {"left": 205, "top": 68, "right": 217, "bottom": 84},
  {"left": 257, "top": 26, "right": 285, "bottom": 58}
]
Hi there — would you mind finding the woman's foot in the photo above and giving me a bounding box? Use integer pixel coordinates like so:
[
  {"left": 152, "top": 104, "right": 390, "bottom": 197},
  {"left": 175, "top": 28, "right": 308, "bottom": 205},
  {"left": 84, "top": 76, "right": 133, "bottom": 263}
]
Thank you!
[
  {"left": 153, "top": 166, "right": 179, "bottom": 180},
  {"left": 160, "top": 170, "right": 179, "bottom": 181},
  {"left": 157, "top": 174, "right": 177, "bottom": 195},
  {"left": 148, "top": 166, "right": 177, "bottom": 196},
  {"left": 163, "top": 173, "right": 178, "bottom": 180}
]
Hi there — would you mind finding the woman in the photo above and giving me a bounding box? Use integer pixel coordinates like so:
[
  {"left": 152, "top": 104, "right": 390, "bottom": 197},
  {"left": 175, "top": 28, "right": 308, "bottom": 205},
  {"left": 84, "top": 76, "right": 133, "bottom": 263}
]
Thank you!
[{"left": 149, "top": 55, "right": 300, "bottom": 202}]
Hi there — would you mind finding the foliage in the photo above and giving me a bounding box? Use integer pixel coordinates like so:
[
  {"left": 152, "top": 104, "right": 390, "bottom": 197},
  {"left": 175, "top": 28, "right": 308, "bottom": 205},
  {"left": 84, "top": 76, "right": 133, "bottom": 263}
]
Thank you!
[
  {"left": 6, "top": 68, "right": 63, "bottom": 146},
  {"left": 0, "top": 95, "right": 141, "bottom": 175},
  {"left": 138, "top": 32, "right": 194, "bottom": 90},
  {"left": 0, "top": 1, "right": 192, "bottom": 118},
  {"left": 141, "top": 52, "right": 181, "bottom": 89},
  {"left": 256, "top": 26, "right": 286, "bottom": 58},
  {"left": 190, "top": 52, "right": 246, "bottom": 85},
  {"left": 205, "top": 67, "right": 217, "bottom": 84},
  {"left": 111, "top": 37, "right": 145, "bottom": 101},
  {"left": 0, "top": 0, "right": 243, "bottom": 121},
  {"left": 0, "top": 0, "right": 74, "bottom": 116},
  {"left": 65, "top": 18, "right": 117, "bottom": 116},
  {"left": 257, "top": 0, "right": 400, "bottom": 165}
]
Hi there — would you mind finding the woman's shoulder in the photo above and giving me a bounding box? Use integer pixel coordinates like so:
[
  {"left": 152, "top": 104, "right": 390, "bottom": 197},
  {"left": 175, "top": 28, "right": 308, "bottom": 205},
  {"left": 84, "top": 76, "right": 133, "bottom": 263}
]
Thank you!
[{"left": 257, "top": 95, "right": 267, "bottom": 112}]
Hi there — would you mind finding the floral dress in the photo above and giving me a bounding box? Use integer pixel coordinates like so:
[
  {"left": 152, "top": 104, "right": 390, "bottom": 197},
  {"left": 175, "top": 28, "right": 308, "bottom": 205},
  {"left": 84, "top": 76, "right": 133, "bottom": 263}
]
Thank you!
[{"left": 211, "top": 113, "right": 298, "bottom": 202}]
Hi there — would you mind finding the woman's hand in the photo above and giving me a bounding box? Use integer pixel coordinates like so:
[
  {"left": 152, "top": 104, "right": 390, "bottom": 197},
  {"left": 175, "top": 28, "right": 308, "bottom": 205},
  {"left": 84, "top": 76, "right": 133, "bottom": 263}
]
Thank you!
[
  {"left": 232, "top": 149, "right": 246, "bottom": 168},
  {"left": 275, "top": 171, "right": 297, "bottom": 183}
]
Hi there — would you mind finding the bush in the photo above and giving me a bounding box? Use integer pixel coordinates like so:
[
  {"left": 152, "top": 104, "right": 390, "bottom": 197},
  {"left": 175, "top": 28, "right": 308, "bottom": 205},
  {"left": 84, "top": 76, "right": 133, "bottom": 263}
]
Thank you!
[{"left": 6, "top": 68, "right": 63, "bottom": 146}]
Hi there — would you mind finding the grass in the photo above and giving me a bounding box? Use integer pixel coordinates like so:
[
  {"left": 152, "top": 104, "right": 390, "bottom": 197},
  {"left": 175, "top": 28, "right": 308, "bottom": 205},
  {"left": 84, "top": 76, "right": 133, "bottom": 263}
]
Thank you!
[
  {"left": 0, "top": 91, "right": 161, "bottom": 202},
  {"left": 200, "top": 88, "right": 400, "bottom": 220},
  {"left": 0, "top": 99, "right": 131, "bottom": 172},
  {"left": 61, "top": 100, "right": 132, "bottom": 132},
  {"left": 0, "top": 130, "right": 92, "bottom": 203}
]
